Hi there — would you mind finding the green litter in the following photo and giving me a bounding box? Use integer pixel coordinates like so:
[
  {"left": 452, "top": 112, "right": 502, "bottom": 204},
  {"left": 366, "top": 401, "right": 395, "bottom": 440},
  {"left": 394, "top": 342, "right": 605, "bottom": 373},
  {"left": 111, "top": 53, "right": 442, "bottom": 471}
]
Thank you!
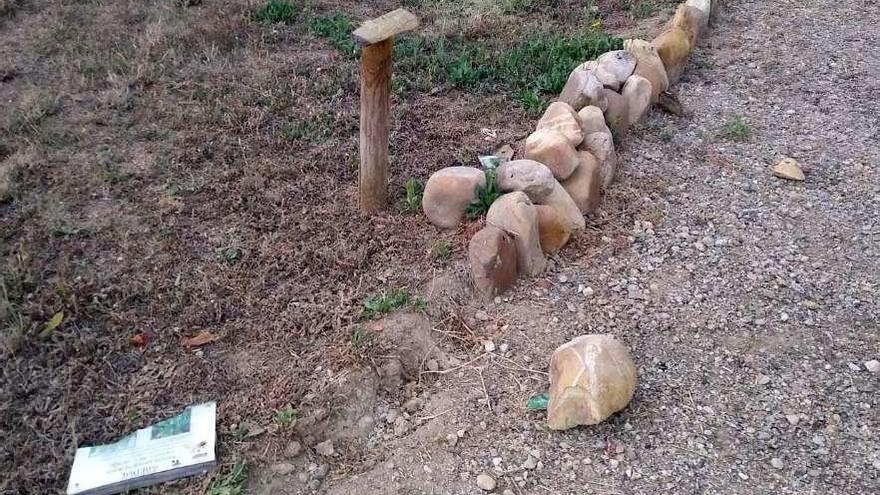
[{"left": 527, "top": 393, "right": 549, "bottom": 411}]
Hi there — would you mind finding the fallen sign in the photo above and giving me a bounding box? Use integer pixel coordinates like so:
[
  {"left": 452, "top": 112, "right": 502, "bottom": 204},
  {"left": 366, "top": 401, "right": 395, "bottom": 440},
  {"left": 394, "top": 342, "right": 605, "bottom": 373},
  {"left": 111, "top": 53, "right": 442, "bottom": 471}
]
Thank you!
[{"left": 67, "top": 402, "right": 217, "bottom": 495}]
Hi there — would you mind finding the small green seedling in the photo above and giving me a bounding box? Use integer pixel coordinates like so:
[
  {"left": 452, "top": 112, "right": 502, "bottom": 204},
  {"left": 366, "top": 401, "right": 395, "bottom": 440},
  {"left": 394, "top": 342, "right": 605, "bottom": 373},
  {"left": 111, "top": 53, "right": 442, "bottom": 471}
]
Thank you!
[
  {"left": 361, "top": 289, "right": 426, "bottom": 319},
  {"left": 399, "top": 177, "right": 424, "bottom": 214},
  {"left": 274, "top": 405, "right": 297, "bottom": 427},
  {"left": 251, "top": 0, "right": 299, "bottom": 25},
  {"left": 724, "top": 116, "right": 750, "bottom": 141},
  {"left": 209, "top": 461, "right": 247, "bottom": 495},
  {"left": 431, "top": 241, "right": 451, "bottom": 260}
]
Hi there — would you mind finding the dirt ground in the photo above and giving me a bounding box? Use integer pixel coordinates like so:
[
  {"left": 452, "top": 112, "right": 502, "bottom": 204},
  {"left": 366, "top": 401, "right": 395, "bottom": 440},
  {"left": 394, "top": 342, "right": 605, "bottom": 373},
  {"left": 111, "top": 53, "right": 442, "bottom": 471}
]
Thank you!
[{"left": 2, "top": 0, "right": 878, "bottom": 494}]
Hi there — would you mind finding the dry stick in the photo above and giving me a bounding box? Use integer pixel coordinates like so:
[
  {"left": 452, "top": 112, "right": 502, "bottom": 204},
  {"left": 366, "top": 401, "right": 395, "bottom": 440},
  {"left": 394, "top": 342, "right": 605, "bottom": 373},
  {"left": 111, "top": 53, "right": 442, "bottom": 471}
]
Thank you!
[{"left": 478, "top": 367, "right": 493, "bottom": 413}]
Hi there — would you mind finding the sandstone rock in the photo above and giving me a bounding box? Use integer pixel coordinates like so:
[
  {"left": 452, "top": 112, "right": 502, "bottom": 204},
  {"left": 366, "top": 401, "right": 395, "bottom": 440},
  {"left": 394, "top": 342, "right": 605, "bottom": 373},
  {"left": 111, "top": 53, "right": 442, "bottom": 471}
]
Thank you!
[
  {"left": 547, "top": 334, "right": 637, "bottom": 430},
  {"left": 865, "top": 359, "right": 880, "bottom": 374},
  {"left": 496, "top": 159, "right": 556, "bottom": 200},
  {"left": 576, "top": 105, "right": 611, "bottom": 136},
  {"left": 602, "top": 88, "right": 630, "bottom": 139},
  {"left": 315, "top": 439, "right": 335, "bottom": 457},
  {"left": 496, "top": 160, "right": 584, "bottom": 232},
  {"left": 542, "top": 182, "right": 585, "bottom": 232},
  {"left": 580, "top": 132, "right": 617, "bottom": 191},
  {"left": 559, "top": 69, "right": 607, "bottom": 112},
  {"left": 0, "top": 162, "right": 11, "bottom": 202},
  {"left": 486, "top": 192, "right": 546, "bottom": 277},
  {"left": 476, "top": 474, "right": 496, "bottom": 491},
  {"left": 468, "top": 226, "right": 518, "bottom": 300},
  {"left": 422, "top": 167, "right": 486, "bottom": 229},
  {"left": 524, "top": 129, "right": 580, "bottom": 181},
  {"left": 535, "top": 205, "right": 571, "bottom": 254},
  {"left": 621, "top": 75, "right": 653, "bottom": 126},
  {"left": 773, "top": 157, "right": 805, "bottom": 181},
  {"left": 536, "top": 102, "right": 583, "bottom": 146},
  {"left": 594, "top": 50, "right": 637, "bottom": 91},
  {"left": 671, "top": 3, "right": 703, "bottom": 46},
  {"left": 562, "top": 152, "right": 602, "bottom": 213},
  {"left": 684, "top": 0, "right": 711, "bottom": 38},
  {"left": 624, "top": 38, "right": 669, "bottom": 102},
  {"left": 654, "top": 4, "right": 698, "bottom": 83}
]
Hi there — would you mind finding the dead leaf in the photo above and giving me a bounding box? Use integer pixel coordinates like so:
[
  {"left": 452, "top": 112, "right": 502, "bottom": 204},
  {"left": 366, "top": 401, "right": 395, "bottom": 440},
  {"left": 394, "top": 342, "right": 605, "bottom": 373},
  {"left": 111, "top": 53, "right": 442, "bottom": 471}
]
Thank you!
[
  {"left": 180, "top": 330, "right": 222, "bottom": 348},
  {"left": 38, "top": 311, "right": 64, "bottom": 339},
  {"left": 129, "top": 332, "right": 150, "bottom": 347}
]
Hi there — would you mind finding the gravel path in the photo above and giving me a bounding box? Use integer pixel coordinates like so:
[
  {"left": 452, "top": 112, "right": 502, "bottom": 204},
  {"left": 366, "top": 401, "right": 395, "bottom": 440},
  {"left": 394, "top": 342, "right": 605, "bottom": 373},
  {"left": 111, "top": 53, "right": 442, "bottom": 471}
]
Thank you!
[{"left": 288, "top": 1, "right": 880, "bottom": 493}]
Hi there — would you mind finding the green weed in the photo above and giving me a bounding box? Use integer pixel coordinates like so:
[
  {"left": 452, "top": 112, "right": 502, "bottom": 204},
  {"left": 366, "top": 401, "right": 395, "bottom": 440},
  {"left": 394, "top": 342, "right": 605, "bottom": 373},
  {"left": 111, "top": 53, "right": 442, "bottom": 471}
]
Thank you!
[
  {"left": 361, "top": 289, "right": 426, "bottom": 319},
  {"left": 723, "top": 116, "right": 750, "bottom": 141},
  {"left": 6, "top": 92, "right": 58, "bottom": 136},
  {"left": 398, "top": 177, "right": 424, "bottom": 214},
  {"left": 251, "top": 0, "right": 300, "bottom": 25},
  {"left": 516, "top": 89, "right": 545, "bottom": 114},
  {"left": 431, "top": 241, "right": 451, "bottom": 260},
  {"left": 310, "top": 14, "right": 357, "bottom": 57},
  {"left": 208, "top": 461, "right": 247, "bottom": 495},
  {"left": 465, "top": 169, "right": 502, "bottom": 219},
  {"left": 223, "top": 247, "right": 242, "bottom": 264},
  {"left": 274, "top": 405, "right": 297, "bottom": 427}
]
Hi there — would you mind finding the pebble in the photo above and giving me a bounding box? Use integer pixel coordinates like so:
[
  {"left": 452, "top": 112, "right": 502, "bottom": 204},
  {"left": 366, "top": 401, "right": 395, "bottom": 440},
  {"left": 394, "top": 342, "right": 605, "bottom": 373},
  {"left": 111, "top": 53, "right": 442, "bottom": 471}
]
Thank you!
[
  {"left": 402, "top": 397, "right": 424, "bottom": 413},
  {"left": 582, "top": 286, "right": 595, "bottom": 297},
  {"left": 865, "top": 360, "right": 880, "bottom": 374},
  {"left": 315, "top": 439, "right": 335, "bottom": 457},
  {"left": 476, "top": 473, "right": 496, "bottom": 491},
  {"left": 523, "top": 456, "right": 538, "bottom": 470},
  {"left": 503, "top": 490, "right": 515, "bottom": 495},
  {"left": 770, "top": 458, "right": 784, "bottom": 470},
  {"left": 271, "top": 462, "right": 295, "bottom": 475},
  {"left": 873, "top": 459, "right": 880, "bottom": 470},
  {"left": 446, "top": 433, "right": 459, "bottom": 447},
  {"left": 475, "top": 310, "right": 490, "bottom": 321},
  {"left": 427, "top": 359, "right": 440, "bottom": 372},
  {"left": 756, "top": 374, "right": 771, "bottom": 385},
  {"left": 785, "top": 414, "right": 800, "bottom": 426},
  {"left": 847, "top": 362, "right": 861, "bottom": 372},
  {"left": 285, "top": 440, "right": 302, "bottom": 458},
  {"left": 484, "top": 340, "right": 496, "bottom": 353}
]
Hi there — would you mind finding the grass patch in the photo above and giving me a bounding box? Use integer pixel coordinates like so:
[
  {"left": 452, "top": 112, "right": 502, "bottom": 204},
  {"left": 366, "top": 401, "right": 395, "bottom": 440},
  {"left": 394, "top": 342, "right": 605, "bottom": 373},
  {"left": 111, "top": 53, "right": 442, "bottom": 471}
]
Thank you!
[
  {"left": 310, "top": 14, "right": 357, "bottom": 57},
  {"left": 251, "top": 0, "right": 300, "bottom": 25},
  {"left": 208, "top": 461, "right": 247, "bottom": 495},
  {"left": 431, "top": 241, "right": 451, "bottom": 260},
  {"left": 723, "top": 116, "right": 750, "bottom": 141},
  {"left": 397, "top": 177, "right": 424, "bottom": 214},
  {"left": 310, "top": 11, "right": 621, "bottom": 108},
  {"left": 361, "top": 289, "right": 426, "bottom": 320},
  {"left": 6, "top": 92, "right": 59, "bottom": 136},
  {"left": 465, "top": 169, "right": 503, "bottom": 219}
]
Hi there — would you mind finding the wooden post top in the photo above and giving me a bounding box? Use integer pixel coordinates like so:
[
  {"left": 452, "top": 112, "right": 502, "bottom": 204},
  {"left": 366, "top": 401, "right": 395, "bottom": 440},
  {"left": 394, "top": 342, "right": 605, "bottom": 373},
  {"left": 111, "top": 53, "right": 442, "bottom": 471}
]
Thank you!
[{"left": 352, "top": 8, "right": 419, "bottom": 46}]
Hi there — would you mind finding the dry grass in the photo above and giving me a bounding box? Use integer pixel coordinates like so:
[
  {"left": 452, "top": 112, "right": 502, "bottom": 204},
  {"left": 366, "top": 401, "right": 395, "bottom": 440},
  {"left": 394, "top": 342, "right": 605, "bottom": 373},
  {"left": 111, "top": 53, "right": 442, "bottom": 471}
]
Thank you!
[{"left": 0, "top": 1, "right": 647, "bottom": 492}]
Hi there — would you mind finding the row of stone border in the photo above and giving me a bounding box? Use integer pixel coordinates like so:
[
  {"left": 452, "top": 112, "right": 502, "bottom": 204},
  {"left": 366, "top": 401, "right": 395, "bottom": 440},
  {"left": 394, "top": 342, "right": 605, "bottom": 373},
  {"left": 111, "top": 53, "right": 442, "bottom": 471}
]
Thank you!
[{"left": 422, "top": 0, "right": 715, "bottom": 306}]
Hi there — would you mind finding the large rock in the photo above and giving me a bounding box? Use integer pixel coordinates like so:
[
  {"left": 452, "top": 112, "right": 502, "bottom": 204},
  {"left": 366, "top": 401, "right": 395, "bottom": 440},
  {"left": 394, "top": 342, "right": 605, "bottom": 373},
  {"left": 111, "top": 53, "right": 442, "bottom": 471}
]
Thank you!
[
  {"left": 623, "top": 38, "right": 669, "bottom": 102},
  {"left": 602, "top": 89, "right": 630, "bottom": 139},
  {"left": 468, "top": 226, "right": 518, "bottom": 299},
  {"left": 524, "top": 129, "right": 580, "bottom": 181},
  {"left": 547, "top": 334, "right": 637, "bottom": 430},
  {"left": 621, "top": 75, "right": 653, "bottom": 127},
  {"left": 486, "top": 192, "right": 546, "bottom": 277},
  {"left": 536, "top": 102, "right": 583, "bottom": 146},
  {"left": 559, "top": 69, "right": 607, "bottom": 112},
  {"left": 773, "top": 157, "right": 805, "bottom": 181},
  {"left": 580, "top": 132, "right": 617, "bottom": 191},
  {"left": 684, "top": 0, "right": 711, "bottom": 39},
  {"left": 562, "top": 152, "right": 601, "bottom": 213},
  {"left": 422, "top": 167, "right": 486, "bottom": 229},
  {"left": 534, "top": 205, "right": 570, "bottom": 254},
  {"left": 496, "top": 160, "right": 584, "bottom": 232},
  {"left": 495, "top": 159, "right": 556, "bottom": 200},
  {"left": 594, "top": 50, "right": 637, "bottom": 91},
  {"left": 576, "top": 105, "right": 611, "bottom": 136},
  {"left": 654, "top": 4, "right": 697, "bottom": 83}
]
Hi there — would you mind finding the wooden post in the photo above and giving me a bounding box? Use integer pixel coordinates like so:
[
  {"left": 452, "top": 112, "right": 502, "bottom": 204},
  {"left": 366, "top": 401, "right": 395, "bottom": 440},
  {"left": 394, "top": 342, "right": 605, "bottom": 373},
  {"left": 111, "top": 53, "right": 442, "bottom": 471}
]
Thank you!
[{"left": 352, "top": 9, "right": 419, "bottom": 214}]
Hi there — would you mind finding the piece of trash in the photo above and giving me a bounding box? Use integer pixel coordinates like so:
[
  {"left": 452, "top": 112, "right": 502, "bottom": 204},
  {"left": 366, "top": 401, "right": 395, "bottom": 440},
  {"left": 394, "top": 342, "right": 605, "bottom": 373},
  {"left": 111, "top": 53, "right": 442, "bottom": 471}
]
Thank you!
[
  {"left": 129, "top": 332, "right": 150, "bottom": 347},
  {"left": 480, "top": 128, "right": 498, "bottom": 141},
  {"left": 38, "top": 311, "right": 64, "bottom": 339},
  {"left": 67, "top": 402, "right": 217, "bottom": 495},
  {"left": 180, "top": 331, "right": 221, "bottom": 348},
  {"left": 479, "top": 155, "right": 502, "bottom": 170},
  {"left": 527, "top": 393, "right": 549, "bottom": 411}
]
